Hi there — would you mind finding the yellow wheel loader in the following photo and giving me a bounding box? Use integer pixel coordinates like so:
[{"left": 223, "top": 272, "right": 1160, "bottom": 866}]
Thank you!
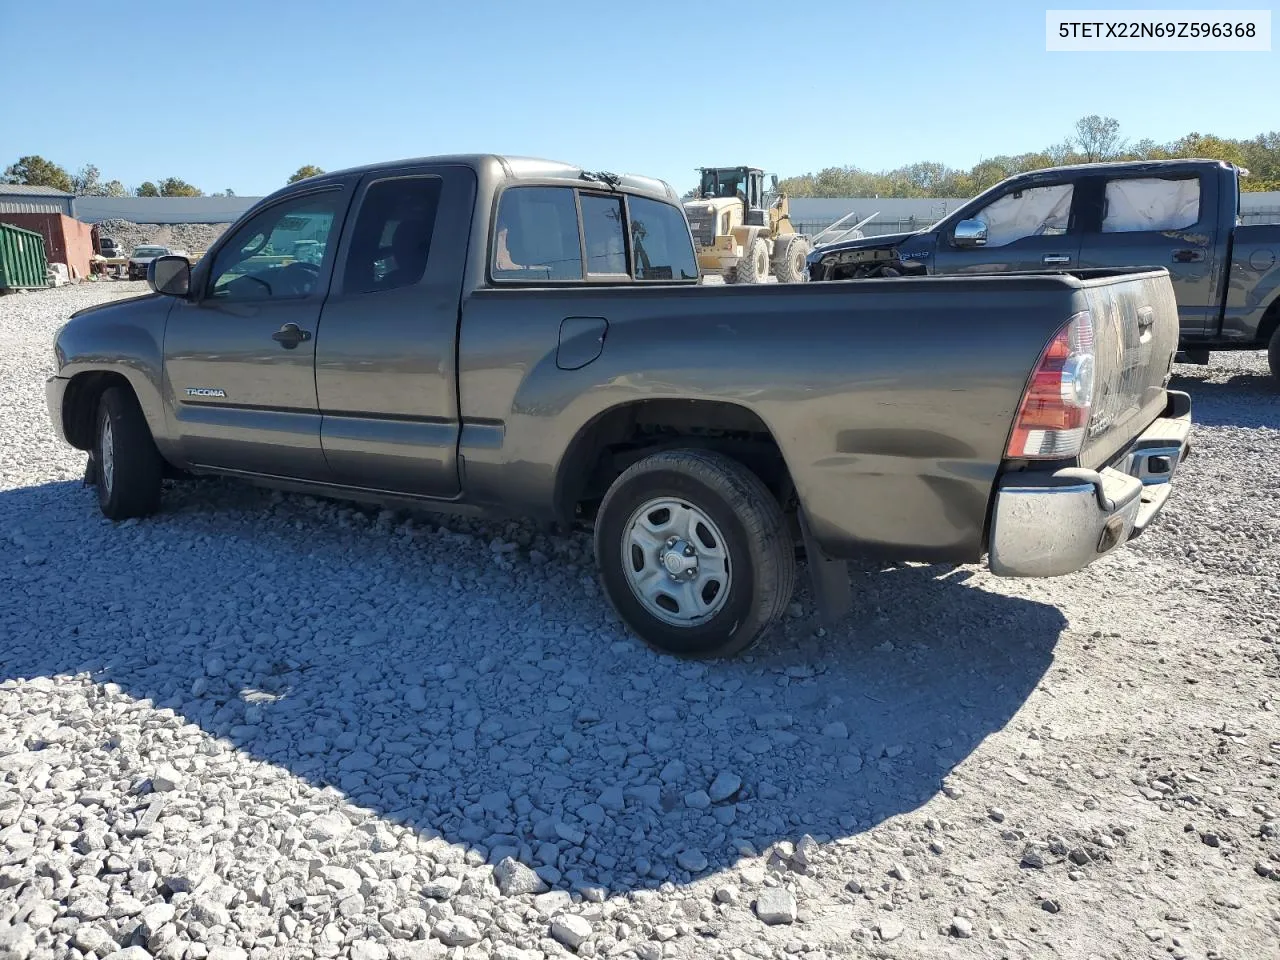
[{"left": 683, "top": 166, "right": 811, "bottom": 284}]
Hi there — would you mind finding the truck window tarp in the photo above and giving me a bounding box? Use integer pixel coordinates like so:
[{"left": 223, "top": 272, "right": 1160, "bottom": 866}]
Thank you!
[
  {"left": 1102, "top": 177, "right": 1200, "bottom": 233},
  {"left": 978, "top": 183, "right": 1073, "bottom": 247}
]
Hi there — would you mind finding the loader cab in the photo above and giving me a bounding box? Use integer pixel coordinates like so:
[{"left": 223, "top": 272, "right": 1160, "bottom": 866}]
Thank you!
[{"left": 698, "top": 166, "right": 767, "bottom": 224}]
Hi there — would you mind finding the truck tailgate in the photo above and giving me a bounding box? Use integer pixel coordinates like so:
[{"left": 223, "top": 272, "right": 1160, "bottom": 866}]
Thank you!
[{"left": 1076, "top": 269, "right": 1180, "bottom": 471}]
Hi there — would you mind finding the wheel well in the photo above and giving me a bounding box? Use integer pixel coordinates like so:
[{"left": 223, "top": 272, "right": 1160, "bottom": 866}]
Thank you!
[
  {"left": 556, "top": 399, "right": 795, "bottom": 523},
  {"left": 62, "top": 371, "right": 135, "bottom": 450},
  {"left": 1258, "top": 296, "right": 1280, "bottom": 346}
]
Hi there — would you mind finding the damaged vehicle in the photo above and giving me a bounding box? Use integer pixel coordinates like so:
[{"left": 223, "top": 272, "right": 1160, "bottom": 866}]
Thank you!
[
  {"left": 808, "top": 158, "right": 1280, "bottom": 381},
  {"left": 47, "top": 153, "right": 1192, "bottom": 659}
]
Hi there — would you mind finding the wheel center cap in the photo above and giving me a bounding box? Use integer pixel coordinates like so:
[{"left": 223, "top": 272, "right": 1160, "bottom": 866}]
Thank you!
[{"left": 662, "top": 540, "right": 696, "bottom": 575}]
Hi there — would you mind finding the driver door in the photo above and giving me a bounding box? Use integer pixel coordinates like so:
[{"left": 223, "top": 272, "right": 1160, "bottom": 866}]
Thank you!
[
  {"left": 931, "top": 180, "right": 1083, "bottom": 275},
  {"left": 163, "top": 182, "right": 354, "bottom": 480}
]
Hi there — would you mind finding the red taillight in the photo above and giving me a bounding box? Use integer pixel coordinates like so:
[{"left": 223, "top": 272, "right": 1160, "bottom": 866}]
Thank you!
[{"left": 1006, "top": 310, "right": 1096, "bottom": 459}]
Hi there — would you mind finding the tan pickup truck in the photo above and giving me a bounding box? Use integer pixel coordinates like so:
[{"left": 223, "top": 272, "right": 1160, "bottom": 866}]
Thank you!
[{"left": 46, "top": 153, "right": 1192, "bottom": 658}]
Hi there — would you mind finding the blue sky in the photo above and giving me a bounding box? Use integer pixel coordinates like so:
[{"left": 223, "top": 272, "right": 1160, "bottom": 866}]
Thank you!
[{"left": 2, "top": 0, "right": 1275, "bottom": 198}]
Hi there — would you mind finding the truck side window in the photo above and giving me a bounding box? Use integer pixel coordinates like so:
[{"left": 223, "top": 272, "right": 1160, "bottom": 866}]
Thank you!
[
  {"left": 1100, "top": 176, "right": 1200, "bottom": 233},
  {"left": 492, "top": 187, "right": 583, "bottom": 281},
  {"left": 206, "top": 192, "right": 341, "bottom": 301},
  {"left": 967, "top": 183, "right": 1073, "bottom": 247},
  {"left": 627, "top": 196, "right": 700, "bottom": 281},
  {"left": 581, "top": 194, "right": 627, "bottom": 275},
  {"left": 343, "top": 176, "right": 443, "bottom": 294}
]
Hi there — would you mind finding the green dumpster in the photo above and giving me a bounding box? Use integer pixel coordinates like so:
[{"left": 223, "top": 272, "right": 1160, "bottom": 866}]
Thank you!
[{"left": 0, "top": 222, "right": 49, "bottom": 292}]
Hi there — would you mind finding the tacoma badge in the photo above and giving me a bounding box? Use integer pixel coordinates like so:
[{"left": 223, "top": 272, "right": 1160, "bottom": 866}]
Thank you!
[{"left": 185, "top": 387, "right": 226, "bottom": 398}]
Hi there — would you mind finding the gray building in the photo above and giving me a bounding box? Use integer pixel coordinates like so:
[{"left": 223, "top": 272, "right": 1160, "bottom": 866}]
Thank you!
[
  {"left": 73, "top": 196, "right": 262, "bottom": 225},
  {"left": 0, "top": 183, "right": 75, "bottom": 216}
]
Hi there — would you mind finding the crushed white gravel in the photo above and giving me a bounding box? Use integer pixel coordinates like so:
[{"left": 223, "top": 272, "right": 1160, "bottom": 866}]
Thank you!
[{"left": 1, "top": 282, "right": 1278, "bottom": 960}]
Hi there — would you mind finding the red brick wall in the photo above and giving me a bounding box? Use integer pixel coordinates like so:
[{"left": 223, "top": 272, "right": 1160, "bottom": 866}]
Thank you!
[{"left": 0, "top": 213, "right": 95, "bottom": 279}]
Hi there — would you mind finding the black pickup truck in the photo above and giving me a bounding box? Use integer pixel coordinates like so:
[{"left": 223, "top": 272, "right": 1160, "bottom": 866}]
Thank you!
[
  {"left": 47, "top": 153, "right": 1191, "bottom": 658},
  {"left": 808, "top": 159, "right": 1280, "bottom": 381}
]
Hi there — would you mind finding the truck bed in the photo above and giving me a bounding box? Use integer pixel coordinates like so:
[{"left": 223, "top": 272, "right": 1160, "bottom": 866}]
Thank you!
[{"left": 456, "top": 267, "right": 1178, "bottom": 562}]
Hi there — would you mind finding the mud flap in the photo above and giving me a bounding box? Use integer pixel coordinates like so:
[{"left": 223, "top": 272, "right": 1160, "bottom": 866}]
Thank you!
[{"left": 797, "top": 507, "right": 852, "bottom": 625}]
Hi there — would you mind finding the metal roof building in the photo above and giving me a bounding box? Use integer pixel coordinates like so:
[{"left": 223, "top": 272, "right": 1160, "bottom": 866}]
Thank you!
[
  {"left": 73, "top": 196, "right": 262, "bottom": 224},
  {"left": 0, "top": 184, "right": 75, "bottom": 217}
]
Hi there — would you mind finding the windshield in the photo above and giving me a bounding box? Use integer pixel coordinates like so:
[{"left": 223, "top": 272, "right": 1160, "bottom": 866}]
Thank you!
[
  {"left": 131, "top": 246, "right": 167, "bottom": 258},
  {"left": 699, "top": 169, "right": 746, "bottom": 199}
]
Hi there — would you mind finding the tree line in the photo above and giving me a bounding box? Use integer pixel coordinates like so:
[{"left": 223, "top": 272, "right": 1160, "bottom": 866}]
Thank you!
[
  {"left": 774, "top": 117, "right": 1280, "bottom": 198},
  {"left": 1, "top": 158, "right": 328, "bottom": 199}
]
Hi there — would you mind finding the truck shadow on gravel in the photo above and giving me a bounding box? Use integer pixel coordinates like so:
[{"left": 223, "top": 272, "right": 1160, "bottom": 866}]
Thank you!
[
  {"left": 1170, "top": 370, "right": 1280, "bottom": 429},
  {"left": 0, "top": 477, "right": 1067, "bottom": 895}
]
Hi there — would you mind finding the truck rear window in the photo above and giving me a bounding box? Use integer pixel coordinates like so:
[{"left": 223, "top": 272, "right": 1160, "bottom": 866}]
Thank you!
[
  {"left": 492, "top": 187, "right": 583, "bottom": 281},
  {"left": 626, "top": 196, "right": 699, "bottom": 281},
  {"left": 491, "top": 185, "right": 697, "bottom": 283}
]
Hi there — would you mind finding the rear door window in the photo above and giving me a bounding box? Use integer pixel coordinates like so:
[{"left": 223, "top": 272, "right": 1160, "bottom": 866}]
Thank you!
[
  {"left": 1100, "top": 176, "right": 1201, "bottom": 233},
  {"left": 341, "top": 175, "right": 442, "bottom": 293},
  {"left": 581, "top": 194, "right": 627, "bottom": 276}
]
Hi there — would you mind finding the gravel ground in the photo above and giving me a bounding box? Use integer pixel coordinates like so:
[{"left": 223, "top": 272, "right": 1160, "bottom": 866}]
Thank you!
[
  {"left": 1, "top": 283, "right": 1278, "bottom": 960},
  {"left": 95, "top": 222, "right": 231, "bottom": 256}
]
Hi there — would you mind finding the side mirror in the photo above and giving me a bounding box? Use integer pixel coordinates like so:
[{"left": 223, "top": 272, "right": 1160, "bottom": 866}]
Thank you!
[
  {"left": 952, "top": 219, "right": 988, "bottom": 248},
  {"left": 149, "top": 255, "right": 191, "bottom": 297}
]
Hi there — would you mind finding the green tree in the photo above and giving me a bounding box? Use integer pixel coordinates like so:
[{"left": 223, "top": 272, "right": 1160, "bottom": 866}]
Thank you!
[
  {"left": 2, "top": 155, "right": 74, "bottom": 193},
  {"left": 1166, "top": 132, "right": 1247, "bottom": 168},
  {"left": 102, "top": 180, "right": 128, "bottom": 197},
  {"left": 159, "top": 177, "right": 203, "bottom": 197},
  {"left": 72, "top": 164, "right": 103, "bottom": 196},
  {"left": 289, "top": 165, "right": 325, "bottom": 184},
  {"left": 136, "top": 182, "right": 160, "bottom": 197},
  {"left": 1073, "top": 115, "right": 1126, "bottom": 163}
]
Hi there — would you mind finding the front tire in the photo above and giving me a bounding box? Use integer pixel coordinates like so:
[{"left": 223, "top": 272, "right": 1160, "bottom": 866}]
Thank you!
[
  {"left": 734, "top": 238, "right": 770, "bottom": 284},
  {"left": 1268, "top": 326, "right": 1280, "bottom": 382},
  {"left": 594, "top": 449, "right": 795, "bottom": 658},
  {"left": 94, "top": 386, "right": 164, "bottom": 521}
]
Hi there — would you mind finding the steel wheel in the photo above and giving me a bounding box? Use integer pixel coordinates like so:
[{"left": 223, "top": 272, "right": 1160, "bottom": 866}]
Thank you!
[
  {"left": 99, "top": 417, "right": 115, "bottom": 498},
  {"left": 621, "top": 497, "right": 732, "bottom": 626},
  {"left": 594, "top": 449, "right": 796, "bottom": 658}
]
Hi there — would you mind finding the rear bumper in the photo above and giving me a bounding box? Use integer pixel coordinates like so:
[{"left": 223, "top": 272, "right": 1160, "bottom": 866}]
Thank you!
[{"left": 988, "top": 390, "right": 1191, "bottom": 577}]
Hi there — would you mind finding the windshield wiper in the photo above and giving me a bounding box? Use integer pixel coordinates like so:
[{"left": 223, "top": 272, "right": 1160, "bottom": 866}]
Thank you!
[{"left": 580, "top": 170, "right": 621, "bottom": 190}]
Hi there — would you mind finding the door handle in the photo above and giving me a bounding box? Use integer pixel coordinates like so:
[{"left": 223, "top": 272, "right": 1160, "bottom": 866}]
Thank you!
[
  {"left": 271, "top": 323, "right": 312, "bottom": 348},
  {"left": 1172, "top": 249, "right": 1205, "bottom": 263},
  {"left": 1042, "top": 254, "right": 1071, "bottom": 265}
]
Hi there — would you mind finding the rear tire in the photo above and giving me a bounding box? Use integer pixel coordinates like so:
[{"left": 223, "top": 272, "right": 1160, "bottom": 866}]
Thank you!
[
  {"left": 735, "top": 238, "right": 770, "bottom": 284},
  {"left": 94, "top": 386, "right": 164, "bottom": 521},
  {"left": 1268, "top": 326, "right": 1280, "bottom": 383},
  {"left": 594, "top": 449, "right": 795, "bottom": 659}
]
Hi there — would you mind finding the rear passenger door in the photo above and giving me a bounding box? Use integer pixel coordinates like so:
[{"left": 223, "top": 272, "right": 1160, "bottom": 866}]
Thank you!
[
  {"left": 1075, "top": 170, "right": 1222, "bottom": 338},
  {"left": 931, "top": 180, "right": 1083, "bottom": 275},
  {"left": 313, "top": 164, "right": 477, "bottom": 497}
]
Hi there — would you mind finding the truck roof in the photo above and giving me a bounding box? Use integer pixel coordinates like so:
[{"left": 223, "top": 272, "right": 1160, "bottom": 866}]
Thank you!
[
  {"left": 1007, "top": 157, "right": 1243, "bottom": 179},
  {"left": 293, "top": 153, "right": 682, "bottom": 204}
]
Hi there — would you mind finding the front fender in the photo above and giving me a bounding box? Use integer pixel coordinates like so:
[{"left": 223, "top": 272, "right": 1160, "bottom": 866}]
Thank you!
[{"left": 53, "top": 293, "right": 176, "bottom": 455}]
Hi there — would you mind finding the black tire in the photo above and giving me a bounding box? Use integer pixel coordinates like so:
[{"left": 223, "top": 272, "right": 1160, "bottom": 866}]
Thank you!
[
  {"left": 1269, "top": 326, "right": 1280, "bottom": 383},
  {"left": 94, "top": 386, "right": 164, "bottom": 521},
  {"left": 735, "top": 238, "right": 770, "bottom": 284},
  {"left": 773, "top": 236, "right": 809, "bottom": 283},
  {"left": 593, "top": 449, "right": 795, "bottom": 659}
]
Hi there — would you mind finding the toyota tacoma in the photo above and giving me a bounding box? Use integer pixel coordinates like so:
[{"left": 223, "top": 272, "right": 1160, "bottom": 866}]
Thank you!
[{"left": 47, "top": 153, "right": 1192, "bottom": 658}]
